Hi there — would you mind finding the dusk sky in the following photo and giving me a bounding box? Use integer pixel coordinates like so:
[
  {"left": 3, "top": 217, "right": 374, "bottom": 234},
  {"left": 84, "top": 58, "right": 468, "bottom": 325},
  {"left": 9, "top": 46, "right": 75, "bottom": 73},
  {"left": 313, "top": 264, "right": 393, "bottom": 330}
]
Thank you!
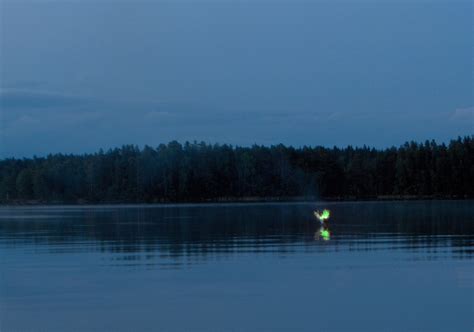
[{"left": 1, "top": 0, "right": 472, "bottom": 157}]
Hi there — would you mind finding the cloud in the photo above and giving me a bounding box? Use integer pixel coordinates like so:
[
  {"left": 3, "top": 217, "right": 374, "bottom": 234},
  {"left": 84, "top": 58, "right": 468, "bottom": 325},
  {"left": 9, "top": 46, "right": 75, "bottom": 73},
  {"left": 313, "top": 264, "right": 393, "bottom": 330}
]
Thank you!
[
  {"left": 145, "top": 110, "right": 173, "bottom": 120},
  {"left": 1, "top": 87, "right": 472, "bottom": 158},
  {"left": 451, "top": 106, "right": 474, "bottom": 122},
  {"left": 0, "top": 89, "right": 93, "bottom": 110},
  {"left": 15, "top": 115, "right": 40, "bottom": 125}
]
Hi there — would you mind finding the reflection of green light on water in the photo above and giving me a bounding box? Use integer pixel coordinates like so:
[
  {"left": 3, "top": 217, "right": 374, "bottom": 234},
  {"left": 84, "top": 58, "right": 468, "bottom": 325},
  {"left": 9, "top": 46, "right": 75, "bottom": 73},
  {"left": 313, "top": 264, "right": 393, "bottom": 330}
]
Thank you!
[{"left": 320, "top": 229, "right": 330, "bottom": 240}]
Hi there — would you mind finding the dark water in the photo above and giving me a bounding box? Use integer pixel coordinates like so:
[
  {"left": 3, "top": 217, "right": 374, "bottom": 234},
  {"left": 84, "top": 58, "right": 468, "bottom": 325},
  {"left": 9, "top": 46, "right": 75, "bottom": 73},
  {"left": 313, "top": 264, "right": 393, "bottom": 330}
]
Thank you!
[{"left": 0, "top": 201, "right": 473, "bottom": 331}]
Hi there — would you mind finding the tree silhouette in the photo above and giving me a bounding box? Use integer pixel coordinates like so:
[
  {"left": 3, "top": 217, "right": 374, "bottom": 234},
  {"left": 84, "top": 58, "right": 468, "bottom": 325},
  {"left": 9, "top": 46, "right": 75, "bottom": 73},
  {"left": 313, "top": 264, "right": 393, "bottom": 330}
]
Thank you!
[{"left": 1, "top": 136, "right": 472, "bottom": 203}]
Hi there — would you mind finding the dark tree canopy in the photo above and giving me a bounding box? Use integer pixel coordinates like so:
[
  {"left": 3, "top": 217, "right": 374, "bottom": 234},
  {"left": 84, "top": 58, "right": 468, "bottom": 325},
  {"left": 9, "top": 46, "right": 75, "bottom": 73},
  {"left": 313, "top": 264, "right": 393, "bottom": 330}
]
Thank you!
[{"left": 1, "top": 136, "right": 473, "bottom": 203}]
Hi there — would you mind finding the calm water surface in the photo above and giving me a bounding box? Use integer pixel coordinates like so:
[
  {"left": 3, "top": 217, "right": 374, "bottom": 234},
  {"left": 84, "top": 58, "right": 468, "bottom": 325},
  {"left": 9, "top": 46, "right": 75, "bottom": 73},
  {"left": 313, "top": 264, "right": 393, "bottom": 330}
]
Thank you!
[{"left": 0, "top": 201, "right": 473, "bottom": 331}]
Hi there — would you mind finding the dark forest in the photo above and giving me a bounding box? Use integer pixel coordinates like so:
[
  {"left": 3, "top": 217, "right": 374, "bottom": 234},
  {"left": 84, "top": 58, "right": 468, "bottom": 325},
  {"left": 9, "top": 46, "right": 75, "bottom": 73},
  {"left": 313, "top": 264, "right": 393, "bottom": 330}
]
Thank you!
[{"left": 1, "top": 136, "right": 473, "bottom": 204}]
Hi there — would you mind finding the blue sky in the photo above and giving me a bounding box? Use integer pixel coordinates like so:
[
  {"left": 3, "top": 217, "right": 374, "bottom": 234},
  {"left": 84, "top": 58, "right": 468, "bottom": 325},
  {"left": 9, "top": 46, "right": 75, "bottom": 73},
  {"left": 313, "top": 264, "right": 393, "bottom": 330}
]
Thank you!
[{"left": 1, "top": 0, "right": 472, "bottom": 157}]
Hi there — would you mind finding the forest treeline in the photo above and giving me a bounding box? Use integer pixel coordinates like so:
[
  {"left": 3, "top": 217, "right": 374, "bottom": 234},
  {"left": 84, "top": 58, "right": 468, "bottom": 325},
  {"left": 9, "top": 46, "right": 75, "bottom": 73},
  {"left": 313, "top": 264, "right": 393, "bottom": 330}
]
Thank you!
[{"left": 1, "top": 136, "right": 473, "bottom": 203}]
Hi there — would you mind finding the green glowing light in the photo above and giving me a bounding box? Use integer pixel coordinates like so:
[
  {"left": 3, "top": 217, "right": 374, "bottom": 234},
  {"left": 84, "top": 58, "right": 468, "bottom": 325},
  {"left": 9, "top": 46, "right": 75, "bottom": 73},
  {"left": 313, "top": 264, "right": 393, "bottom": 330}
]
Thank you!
[
  {"left": 320, "top": 209, "right": 330, "bottom": 220},
  {"left": 314, "top": 209, "right": 331, "bottom": 221}
]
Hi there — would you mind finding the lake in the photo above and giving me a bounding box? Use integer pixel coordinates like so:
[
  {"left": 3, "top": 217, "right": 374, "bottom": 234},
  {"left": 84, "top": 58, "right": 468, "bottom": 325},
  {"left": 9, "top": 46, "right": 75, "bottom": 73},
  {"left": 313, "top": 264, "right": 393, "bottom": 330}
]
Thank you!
[{"left": 0, "top": 201, "right": 472, "bottom": 331}]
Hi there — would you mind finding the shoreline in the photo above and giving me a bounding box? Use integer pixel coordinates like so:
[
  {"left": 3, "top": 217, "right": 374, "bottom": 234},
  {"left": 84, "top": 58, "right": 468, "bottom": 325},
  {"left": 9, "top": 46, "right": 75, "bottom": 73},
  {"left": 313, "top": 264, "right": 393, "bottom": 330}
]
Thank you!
[{"left": 1, "top": 195, "right": 472, "bottom": 206}]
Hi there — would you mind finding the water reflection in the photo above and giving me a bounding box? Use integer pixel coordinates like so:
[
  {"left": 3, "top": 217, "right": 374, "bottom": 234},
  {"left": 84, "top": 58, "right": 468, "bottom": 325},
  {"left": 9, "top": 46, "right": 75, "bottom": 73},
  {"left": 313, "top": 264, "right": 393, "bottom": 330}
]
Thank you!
[
  {"left": 315, "top": 225, "right": 331, "bottom": 241},
  {"left": 0, "top": 201, "right": 473, "bottom": 264},
  {"left": 2, "top": 202, "right": 472, "bottom": 332}
]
